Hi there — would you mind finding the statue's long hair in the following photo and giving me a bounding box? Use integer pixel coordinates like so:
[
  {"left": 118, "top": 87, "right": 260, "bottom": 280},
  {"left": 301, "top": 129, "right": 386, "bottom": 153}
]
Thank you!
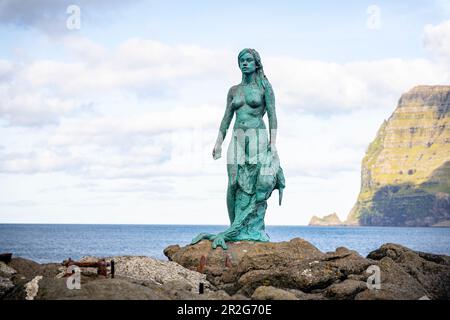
[{"left": 238, "top": 48, "right": 271, "bottom": 92}]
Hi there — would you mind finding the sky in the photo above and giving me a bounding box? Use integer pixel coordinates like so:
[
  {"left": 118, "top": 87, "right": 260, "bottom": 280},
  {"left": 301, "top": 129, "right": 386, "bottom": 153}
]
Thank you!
[{"left": 0, "top": 0, "right": 449, "bottom": 225}]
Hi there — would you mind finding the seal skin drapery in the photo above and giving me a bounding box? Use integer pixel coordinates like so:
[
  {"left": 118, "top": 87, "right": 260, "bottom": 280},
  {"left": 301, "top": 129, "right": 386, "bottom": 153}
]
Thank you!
[{"left": 191, "top": 49, "right": 285, "bottom": 250}]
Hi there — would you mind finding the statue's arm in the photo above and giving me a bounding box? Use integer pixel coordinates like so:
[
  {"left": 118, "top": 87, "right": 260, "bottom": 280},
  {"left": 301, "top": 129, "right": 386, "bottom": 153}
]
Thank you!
[
  {"left": 265, "top": 84, "right": 277, "bottom": 148},
  {"left": 215, "top": 86, "right": 235, "bottom": 145}
]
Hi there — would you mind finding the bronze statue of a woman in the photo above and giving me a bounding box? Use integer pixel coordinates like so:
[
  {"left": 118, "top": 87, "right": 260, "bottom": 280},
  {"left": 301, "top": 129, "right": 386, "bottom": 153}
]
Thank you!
[{"left": 191, "top": 48, "right": 285, "bottom": 249}]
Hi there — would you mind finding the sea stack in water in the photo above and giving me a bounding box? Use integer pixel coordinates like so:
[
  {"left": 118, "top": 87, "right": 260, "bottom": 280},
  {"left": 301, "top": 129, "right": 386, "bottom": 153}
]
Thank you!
[
  {"left": 309, "top": 213, "right": 343, "bottom": 226},
  {"left": 347, "top": 85, "right": 450, "bottom": 227}
]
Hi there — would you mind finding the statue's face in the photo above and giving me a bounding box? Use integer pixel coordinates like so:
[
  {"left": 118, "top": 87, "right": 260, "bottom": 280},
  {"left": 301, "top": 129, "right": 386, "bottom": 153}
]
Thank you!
[{"left": 239, "top": 52, "right": 257, "bottom": 75}]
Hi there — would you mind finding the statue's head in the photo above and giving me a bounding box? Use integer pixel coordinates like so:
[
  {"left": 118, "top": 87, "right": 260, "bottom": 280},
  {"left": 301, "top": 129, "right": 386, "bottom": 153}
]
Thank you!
[
  {"left": 238, "top": 48, "right": 262, "bottom": 75},
  {"left": 237, "top": 48, "right": 269, "bottom": 89}
]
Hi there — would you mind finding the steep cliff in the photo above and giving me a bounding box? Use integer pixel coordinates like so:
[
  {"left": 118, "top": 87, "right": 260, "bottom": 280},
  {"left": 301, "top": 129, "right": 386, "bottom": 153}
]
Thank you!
[
  {"left": 347, "top": 85, "right": 450, "bottom": 227},
  {"left": 309, "top": 213, "right": 343, "bottom": 226}
]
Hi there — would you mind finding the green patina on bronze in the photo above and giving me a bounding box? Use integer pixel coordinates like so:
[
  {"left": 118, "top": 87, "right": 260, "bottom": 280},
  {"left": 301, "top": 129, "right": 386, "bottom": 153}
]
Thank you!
[{"left": 191, "top": 49, "right": 286, "bottom": 249}]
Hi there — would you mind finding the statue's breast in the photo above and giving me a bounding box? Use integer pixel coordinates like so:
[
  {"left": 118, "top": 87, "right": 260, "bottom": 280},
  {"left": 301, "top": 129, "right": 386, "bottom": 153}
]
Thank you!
[
  {"left": 232, "top": 87, "right": 264, "bottom": 109},
  {"left": 244, "top": 89, "right": 263, "bottom": 108},
  {"left": 231, "top": 95, "right": 245, "bottom": 109}
]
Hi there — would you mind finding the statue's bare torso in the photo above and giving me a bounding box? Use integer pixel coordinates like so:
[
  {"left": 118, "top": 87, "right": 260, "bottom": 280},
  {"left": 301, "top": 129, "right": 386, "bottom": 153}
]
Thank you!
[{"left": 230, "top": 84, "right": 266, "bottom": 130}]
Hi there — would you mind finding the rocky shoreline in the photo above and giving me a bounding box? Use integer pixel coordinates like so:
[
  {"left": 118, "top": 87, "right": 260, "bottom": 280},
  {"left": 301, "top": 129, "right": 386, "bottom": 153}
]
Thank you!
[{"left": 1, "top": 238, "right": 449, "bottom": 300}]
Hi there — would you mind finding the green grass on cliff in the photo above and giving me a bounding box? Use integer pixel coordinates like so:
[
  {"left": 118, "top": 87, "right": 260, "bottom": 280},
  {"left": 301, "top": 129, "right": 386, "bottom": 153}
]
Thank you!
[{"left": 348, "top": 86, "right": 450, "bottom": 225}]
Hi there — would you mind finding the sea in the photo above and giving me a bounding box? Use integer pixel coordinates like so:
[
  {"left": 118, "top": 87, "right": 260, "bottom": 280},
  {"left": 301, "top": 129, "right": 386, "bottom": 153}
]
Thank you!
[{"left": 0, "top": 224, "right": 449, "bottom": 263}]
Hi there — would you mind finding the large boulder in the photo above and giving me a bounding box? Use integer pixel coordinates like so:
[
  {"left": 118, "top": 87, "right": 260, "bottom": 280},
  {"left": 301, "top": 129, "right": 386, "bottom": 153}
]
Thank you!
[
  {"left": 165, "top": 238, "right": 324, "bottom": 286},
  {"left": 36, "top": 277, "right": 172, "bottom": 300},
  {"left": 0, "top": 262, "right": 17, "bottom": 277},
  {"left": 104, "top": 256, "right": 210, "bottom": 292},
  {"left": 366, "top": 243, "right": 450, "bottom": 299},
  {"left": 0, "top": 277, "right": 14, "bottom": 297},
  {"left": 251, "top": 286, "right": 298, "bottom": 300},
  {"left": 164, "top": 238, "right": 450, "bottom": 300},
  {"left": 355, "top": 257, "right": 427, "bottom": 300},
  {"left": 165, "top": 238, "right": 323, "bottom": 275},
  {"left": 324, "top": 279, "right": 367, "bottom": 300}
]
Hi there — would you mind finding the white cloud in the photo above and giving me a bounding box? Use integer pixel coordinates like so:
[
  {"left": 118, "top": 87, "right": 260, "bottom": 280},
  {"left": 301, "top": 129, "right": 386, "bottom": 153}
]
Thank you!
[
  {"left": 1, "top": 29, "right": 449, "bottom": 224},
  {"left": 267, "top": 57, "right": 448, "bottom": 114},
  {"left": 62, "top": 36, "right": 107, "bottom": 63},
  {"left": 0, "top": 37, "right": 232, "bottom": 127},
  {"left": 3, "top": 35, "right": 448, "bottom": 127},
  {"left": 0, "top": 59, "right": 13, "bottom": 81},
  {"left": 423, "top": 20, "right": 450, "bottom": 62}
]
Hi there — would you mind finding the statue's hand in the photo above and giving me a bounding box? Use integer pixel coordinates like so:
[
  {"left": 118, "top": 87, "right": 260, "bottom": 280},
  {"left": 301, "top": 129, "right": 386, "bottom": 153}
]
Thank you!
[
  {"left": 212, "top": 144, "right": 222, "bottom": 160},
  {"left": 212, "top": 234, "right": 228, "bottom": 250},
  {"left": 268, "top": 143, "right": 277, "bottom": 155},
  {"left": 191, "top": 233, "right": 213, "bottom": 245}
]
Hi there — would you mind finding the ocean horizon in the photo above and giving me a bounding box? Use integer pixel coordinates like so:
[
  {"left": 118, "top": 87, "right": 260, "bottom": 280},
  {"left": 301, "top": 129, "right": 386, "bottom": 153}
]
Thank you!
[{"left": 1, "top": 223, "right": 449, "bottom": 264}]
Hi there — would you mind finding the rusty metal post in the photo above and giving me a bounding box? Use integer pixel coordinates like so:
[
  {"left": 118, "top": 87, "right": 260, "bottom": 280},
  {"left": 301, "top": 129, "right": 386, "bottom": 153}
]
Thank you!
[
  {"left": 0, "top": 253, "right": 13, "bottom": 263},
  {"left": 225, "top": 254, "right": 232, "bottom": 268},
  {"left": 97, "top": 259, "right": 107, "bottom": 277},
  {"left": 197, "top": 255, "right": 207, "bottom": 273},
  {"left": 111, "top": 259, "right": 115, "bottom": 278}
]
